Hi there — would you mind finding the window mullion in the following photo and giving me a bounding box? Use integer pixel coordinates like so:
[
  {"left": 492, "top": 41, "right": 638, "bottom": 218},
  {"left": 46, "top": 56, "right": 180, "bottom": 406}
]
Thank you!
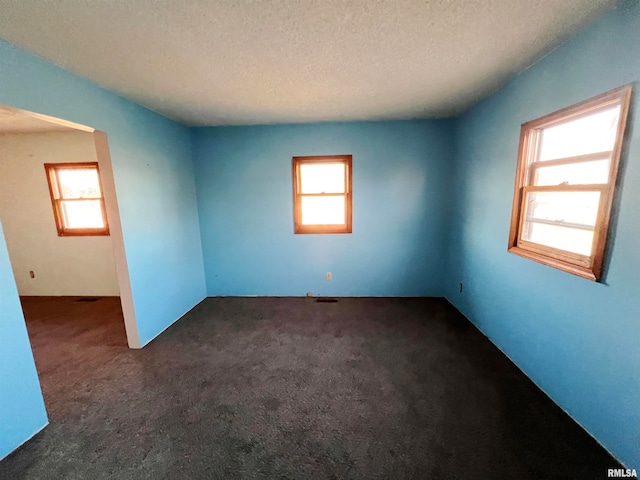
[
  {"left": 524, "top": 217, "right": 595, "bottom": 231},
  {"left": 58, "top": 197, "right": 103, "bottom": 202},
  {"left": 299, "top": 193, "right": 345, "bottom": 197},
  {"left": 529, "top": 150, "right": 612, "bottom": 170},
  {"left": 523, "top": 184, "right": 607, "bottom": 193}
]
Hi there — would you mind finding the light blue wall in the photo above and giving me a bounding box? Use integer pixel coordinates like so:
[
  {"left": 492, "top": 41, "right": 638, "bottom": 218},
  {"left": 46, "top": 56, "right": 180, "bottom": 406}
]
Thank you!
[
  {"left": 192, "top": 121, "right": 454, "bottom": 296},
  {"left": 3, "top": 0, "right": 639, "bottom": 468},
  {"left": 0, "top": 39, "right": 206, "bottom": 346},
  {"left": 0, "top": 39, "right": 206, "bottom": 455},
  {"left": 0, "top": 220, "right": 48, "bottom": 460},
  {"left": 444, "top": 1, "right": 640, "bottom": 468}
]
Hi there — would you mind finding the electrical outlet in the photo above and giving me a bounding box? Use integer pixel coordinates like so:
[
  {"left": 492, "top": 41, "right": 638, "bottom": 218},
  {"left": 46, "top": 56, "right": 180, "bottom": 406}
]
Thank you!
[
  {"left": 326, "top": 272, "right": 332, "bottom": 281},
  {"left": 29, "top": 270, "right": 35, "bottom": 279},
  {"left": 306, "top": 292, "right": 313, "bottom": 297}
]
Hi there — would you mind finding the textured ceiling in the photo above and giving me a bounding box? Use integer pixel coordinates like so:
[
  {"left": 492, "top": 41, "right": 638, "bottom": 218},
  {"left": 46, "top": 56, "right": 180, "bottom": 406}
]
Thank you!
[
  {"left": 0, "top": 106, "right": 90, "bottom": 134},
  {"left": 0, "top": 0, "right": 616, "bottom": 126}
]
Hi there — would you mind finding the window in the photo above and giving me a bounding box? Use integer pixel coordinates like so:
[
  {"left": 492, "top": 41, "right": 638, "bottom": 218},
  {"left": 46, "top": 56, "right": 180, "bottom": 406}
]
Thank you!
[
  {"left": 292, "top": 155, "right": 352, "bottom": 234},
  {"left": 508, "top": 85, "right": 632, "bottom": 281},
  {"left": 44, "top": 162, "right": 110, "bottom": 236}
]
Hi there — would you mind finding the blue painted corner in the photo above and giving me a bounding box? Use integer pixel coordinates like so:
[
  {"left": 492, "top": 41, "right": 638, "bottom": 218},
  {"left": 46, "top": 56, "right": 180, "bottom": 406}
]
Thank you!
[
  {"left": 0, "top": 38, "right": 207, "bottom": 347},
  {"left": 192, "top": 120, "right": 455, "bottom": 297},
  {"left": 1, "top": 0, "right": 639, "bottom": 469},
  {"left": 444, "top": 1, "right": 640, "bottom": 468},
  {"left": 0, "top": 220, "right": 48, "bottom": 460}
]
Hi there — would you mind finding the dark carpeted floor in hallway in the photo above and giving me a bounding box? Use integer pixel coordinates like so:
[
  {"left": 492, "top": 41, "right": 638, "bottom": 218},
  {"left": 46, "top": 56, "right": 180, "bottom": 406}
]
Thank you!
[{"left": 1, "top": 296, "right": 620, "bottom": 479}]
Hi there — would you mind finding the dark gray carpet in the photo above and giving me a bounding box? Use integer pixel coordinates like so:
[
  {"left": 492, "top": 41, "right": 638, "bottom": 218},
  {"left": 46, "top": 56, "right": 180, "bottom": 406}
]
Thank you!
[{"left": 1, "top": 296, "right": 619, "bottom": 479}]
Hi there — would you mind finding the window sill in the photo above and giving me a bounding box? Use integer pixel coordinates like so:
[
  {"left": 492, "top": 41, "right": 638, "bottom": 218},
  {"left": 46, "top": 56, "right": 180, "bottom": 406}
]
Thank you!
[
  {"left": 294, "top": 225, "right": 352, "bottom": 235},
  {"left": 58, "top": 229, "right": 110, "bottom": 237},
  {"left": 508, "top": 246, "right": 597, "bottom": 281}
]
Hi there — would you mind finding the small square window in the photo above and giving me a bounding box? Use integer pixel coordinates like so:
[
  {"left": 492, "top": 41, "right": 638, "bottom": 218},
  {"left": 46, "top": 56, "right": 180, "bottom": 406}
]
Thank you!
[
  {"left": 508, "top": 85, "right": 632, "bottom": 281},
  {"left": 292, "top": 155, "right": 352, "bottom": 234},
  {"left": 44, "top": 162, "right": 110, "bottom": 236}
]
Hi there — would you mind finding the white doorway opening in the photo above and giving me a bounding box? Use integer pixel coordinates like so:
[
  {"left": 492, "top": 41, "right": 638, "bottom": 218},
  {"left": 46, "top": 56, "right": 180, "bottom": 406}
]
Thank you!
[{"left": 0, "top": 104, "right": 139, "bottom": 347}]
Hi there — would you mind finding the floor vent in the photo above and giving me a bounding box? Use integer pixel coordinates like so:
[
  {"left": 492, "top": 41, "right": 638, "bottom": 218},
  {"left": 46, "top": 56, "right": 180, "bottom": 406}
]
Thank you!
[
  {"left": 76, "top": 298, "right": 99, "bottom": 303},
  {"left": 317, "top": 298, "right": 338, "bottom": 303}
]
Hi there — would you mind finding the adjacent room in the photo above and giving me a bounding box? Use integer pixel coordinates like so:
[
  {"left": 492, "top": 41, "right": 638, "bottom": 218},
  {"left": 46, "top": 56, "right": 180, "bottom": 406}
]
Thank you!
[
  {"left": 0, "top": 1, "right": 638, "bottom": 478},
  {"left": 0, "top": 112, "right": 135, "bottom": 435}
]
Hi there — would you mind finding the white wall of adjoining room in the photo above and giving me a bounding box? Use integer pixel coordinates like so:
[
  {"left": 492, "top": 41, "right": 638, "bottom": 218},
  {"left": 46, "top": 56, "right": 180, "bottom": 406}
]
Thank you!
[{"left": 0, "top": 131, "right": 119, "bottom": 296}]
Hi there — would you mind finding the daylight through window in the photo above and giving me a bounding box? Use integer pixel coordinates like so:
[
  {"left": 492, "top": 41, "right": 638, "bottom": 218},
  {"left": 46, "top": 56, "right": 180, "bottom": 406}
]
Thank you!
[
  {"left": 507, "top": 85, "right": 632, "bottom": 281},
  {"left": 292, "top": 155, "right": 352, "bottom": 234},
  {"left": 44, "top": 162, "right": 110, "bottom": 236}
]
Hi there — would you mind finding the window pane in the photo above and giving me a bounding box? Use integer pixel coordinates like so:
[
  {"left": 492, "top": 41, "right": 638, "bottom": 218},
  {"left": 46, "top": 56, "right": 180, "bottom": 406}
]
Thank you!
[
  {"left": 533, "top": 159, "right": 610, "bottom": 186},
  {"left": 523, "top": 222, "right": 594, "bottom": 256},
  {"left": 538, "top": 106, "right": 620, "bottom": 161},
  {"left": 525, "top": 191, "right": 600, "bottom": 227},
  {"left": 301, "top": 196, "right": 345, "bottom": 225},
  {"left": 58, "top": 168, "right": 101, "bottom": 199},
  {"left": 300, "top": 163, "right": 345, "bottom": 194},
  {"left": 61, "top": 200, "right": 105, "bottom": 229}
]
